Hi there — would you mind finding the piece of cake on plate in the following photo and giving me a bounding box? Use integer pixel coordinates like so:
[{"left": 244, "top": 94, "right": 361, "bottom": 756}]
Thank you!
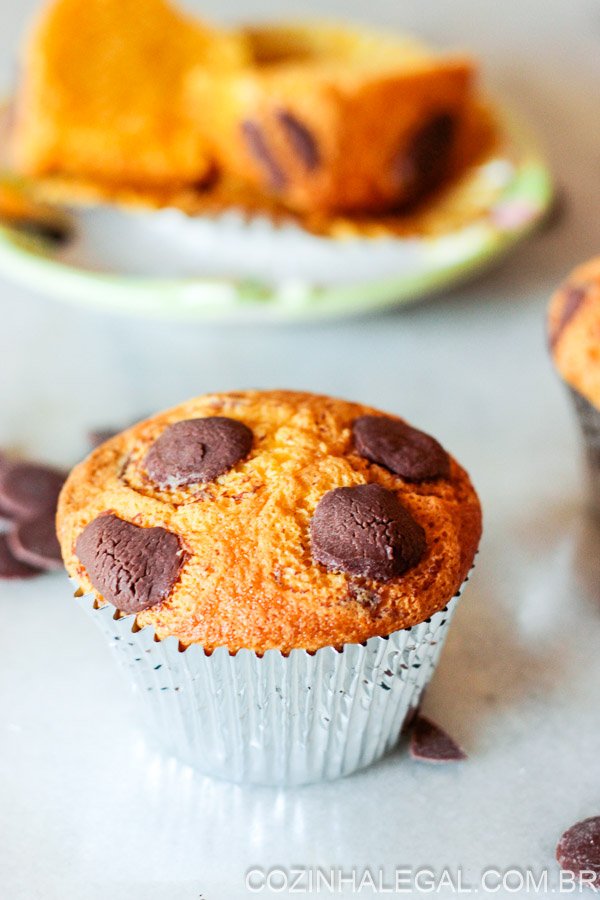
[{"left": 10, "top": 0, "right": 249, "bottom": 188}]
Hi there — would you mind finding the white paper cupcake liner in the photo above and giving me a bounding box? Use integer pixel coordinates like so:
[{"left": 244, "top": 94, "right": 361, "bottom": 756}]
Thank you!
[
  {"left": 77, "top": 589, "right": 461, "bottom": 786},
  {"left": 568, "top": 387, "right": 600, "bottom": 515}
]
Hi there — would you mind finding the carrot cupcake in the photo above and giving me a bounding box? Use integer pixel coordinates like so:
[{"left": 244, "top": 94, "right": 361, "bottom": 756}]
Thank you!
[{"left": 57, "top": 390, "right": 482, "bottom": 784}]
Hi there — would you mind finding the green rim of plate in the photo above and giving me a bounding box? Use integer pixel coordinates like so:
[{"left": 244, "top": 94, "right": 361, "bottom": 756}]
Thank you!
[{"left": 0, "top": 106, "right": 553, "bottom": 322}]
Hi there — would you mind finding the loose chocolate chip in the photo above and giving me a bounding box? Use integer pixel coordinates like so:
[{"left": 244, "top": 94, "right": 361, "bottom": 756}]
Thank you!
[
  {"left": 12, "top": 216, "right": 72, "bottom": 245},
  {"left": 276, "top": 110, "right": 320, "bottom": 170},
  {"left": 550, "top": 285, "right": 588, "bottom": 349},
  {"left": 8, "top": 512, "right": 63, "bottom": 571},
  {"left": 75, "top": 514, "right": 184, "bottom": 614},
  {"left": 241, "top": 120, "right": 286, "bottom": 189},
  {"left": 556, "top": 817, "right": 600, "bottom": 886},
  {"left": 410, "top": 715, "right": 467, "bottom": 763},
  {"left": 353, "top": 415, "right": 450, "bottom": 482},
  {"left": 144, "top": 417, "right": 253, "bottom": 489},
  {"left": 310, "top": 483, "right": 426, "bottom": 581},
  {"left": 0, "top": 497, "right": 13, "bottom": 524},
  {"left": 0, "top": 533, "right": 42, "bottom": 579},
  {"left": 0, "top": 463, "right": 66, "bottom": 520},
  {"left": 0, "top": 452, "right": 14, "bottom": 522},
  {"left": 394, "top": 112, "right": 456, "bottom": 204}
]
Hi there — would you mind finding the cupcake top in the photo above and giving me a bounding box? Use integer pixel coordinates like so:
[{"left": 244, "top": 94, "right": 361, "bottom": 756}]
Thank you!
[
  {"left": 57, "top": 390, "right": 482, "bottom": 653},
  {"left": 548, "top": 257, "right": 600, "bottom": 408}
]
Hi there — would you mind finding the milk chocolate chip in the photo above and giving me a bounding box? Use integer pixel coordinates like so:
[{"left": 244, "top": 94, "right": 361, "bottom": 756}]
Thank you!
[
  {"left": 556, "top": 817, "right": 600, "bottom": 886},
  {"left": 277, "top": 110, "right": 320, "bottom": 170},
  {"left": 353, "top": 416, "right": 450, "bottom": 481},
  {"left": 144, "top": 417, "right": 253, "bottom": 489},
  {"left": 310, "top": 483, "right": 425, "bottom": 581},
  {"left": 75, "top": 514, "right": 184, "bottom": 614}
]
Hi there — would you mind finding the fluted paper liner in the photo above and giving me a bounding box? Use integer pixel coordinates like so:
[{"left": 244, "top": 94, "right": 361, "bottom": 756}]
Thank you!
[
  {"left": 568, "top": 387, "right": 600, "bottom": 515},
  {"left": 77, "top": 590, "right": 460, "bottom": 786}
]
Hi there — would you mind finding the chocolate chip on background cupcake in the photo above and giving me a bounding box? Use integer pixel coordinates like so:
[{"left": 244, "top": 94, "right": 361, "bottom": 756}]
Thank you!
[
  {"left": 548, "top": 258, "right": 600, "bottom": 514},
  {"left": 57, "top": 390, "right": 481, "bottom": 785}
]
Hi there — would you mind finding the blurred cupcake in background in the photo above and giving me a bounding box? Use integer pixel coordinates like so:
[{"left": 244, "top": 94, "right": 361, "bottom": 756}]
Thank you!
[{"left": 548, "top": 258, "right": 600, "bottom": 514}]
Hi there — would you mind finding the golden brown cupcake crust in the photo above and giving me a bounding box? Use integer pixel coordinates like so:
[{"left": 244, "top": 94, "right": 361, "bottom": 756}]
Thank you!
[
  {"left": 57, "top": 390, "right": 482, "bottom": 652},
  {"left": 548, "top": 257, "right": 600, "bottom": 408}
]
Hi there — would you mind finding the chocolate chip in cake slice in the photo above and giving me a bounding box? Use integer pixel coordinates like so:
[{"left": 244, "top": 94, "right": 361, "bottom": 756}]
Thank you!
[
  {"left": 310, "top": 483, "right": 426, "bottom": 581},
  {"left": 0, "top": 462, "right": 66, "bottom": 521},
  {"left": 144, "top": 417, "right": 253, "bottom": 489},
  {"left": 241, "top": 120, "right": 287, "bottom": 190},
  {"left": 353, "top": 416, "right": 450, "bottom": 481},
  {"left": 8, "top": 512, "right": 63, "bottom": 571},
  {"left": 409, "top": 714, "right": 467, "bottom": 763},
  {"left": 0, "top": 532, "right": 42, "bottom": 579},
  {"left": 394, "top": 112, "right": 456, "bottom": 204},
  {"left": 556, "top": 817, "right": 600, "bottom": 887},
  {"left": 276, "top": 110, "right": 320, "bottom": 170},
  {"left": 75, "top": 513, "right": 184, "bottom": 614}
]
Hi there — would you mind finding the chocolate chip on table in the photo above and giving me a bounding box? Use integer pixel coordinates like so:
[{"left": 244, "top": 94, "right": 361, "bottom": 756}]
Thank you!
[
  {"left": 144, "top": 417, "right": 253, "bottom": 489},
  {"left": 353, "top": 415, "right": 450, "bottom": 481},
  {"left": 556, "top": 817, "right": 600, "bottom": 886},
  {"left": 276, "top": 110, "right": 320, "bottom": 170},
  {"left": 241, "top": 120, "right": 287, "bottom": 189},
  {"left": 8, "top": 512, "right": 63, "bottom": 571},
  {"left": 409, "top": 715, "right": 467, "bottom": 763},
  {"left": 549, "top": 285, "right": 588, "bottom": 349},
  {"left": 310, "top": 483, "right": 426, "bottom": 581},
  {"left": 0, "top": 532, "right": 42, "bottom": 579},
  {"left": 0, "top": 462, "right": 65, "bottom": 520},
  {"left": 12, "top": 216, "right": 72, "bottom": 246},
  {"left": 394, "top": 112, "right": 456, "bottom": 204},
  {"left": 75, "top": 513, "right": 184, "bottom": 614}
]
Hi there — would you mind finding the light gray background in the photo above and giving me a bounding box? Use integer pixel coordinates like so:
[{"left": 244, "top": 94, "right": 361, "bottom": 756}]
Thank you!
[{"left": 1, "top": 1, "right": 600, "bottom": 898}]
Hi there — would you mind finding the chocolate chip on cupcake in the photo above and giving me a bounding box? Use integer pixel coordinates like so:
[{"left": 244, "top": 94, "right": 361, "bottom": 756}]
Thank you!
[
  {"left": 548, "top": 258, "right": 600, "bottom": 513},
  {"left": 57, "top": 390, "right": 481, "bottom": 784}
]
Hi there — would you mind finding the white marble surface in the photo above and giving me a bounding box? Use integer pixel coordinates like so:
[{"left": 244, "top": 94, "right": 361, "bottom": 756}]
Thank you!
[{"left": 1, "top": 1, "right": 600, "bottom": 898}]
